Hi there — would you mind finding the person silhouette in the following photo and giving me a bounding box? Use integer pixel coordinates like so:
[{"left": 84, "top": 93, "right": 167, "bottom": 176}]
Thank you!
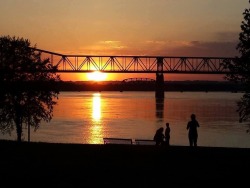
[
  {"left": 165, "top": 123, "right": 170, "bottom": 146},
  {"left": 153, "top": 127, "right": 165, "bottom": 146},
  {"left": 186, "top": 114, "right": 200, "bottom": 147}
]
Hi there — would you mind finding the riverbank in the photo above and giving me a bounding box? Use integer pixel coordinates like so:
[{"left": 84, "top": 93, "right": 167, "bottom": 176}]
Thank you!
[{"left": 1, "top": 140, "right": 249, "bottom": 187}]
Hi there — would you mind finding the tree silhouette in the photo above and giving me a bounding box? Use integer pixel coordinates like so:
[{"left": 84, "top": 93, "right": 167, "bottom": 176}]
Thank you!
[
  {"left": 224, "top": 1, "right": 250, "bottom": 123},
  {"left": 0, "top": 36, "right": 61, "bottom": 142}
]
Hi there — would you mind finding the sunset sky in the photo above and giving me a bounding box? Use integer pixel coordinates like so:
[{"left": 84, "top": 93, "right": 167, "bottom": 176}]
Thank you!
[{"left": 0, "top": 0, "right": 249, "bottom": 81}]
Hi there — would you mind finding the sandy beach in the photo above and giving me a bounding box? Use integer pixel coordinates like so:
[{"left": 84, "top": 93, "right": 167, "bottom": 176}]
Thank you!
[{"left": 1, "top": 140, "right": 250, "bottom": 187}]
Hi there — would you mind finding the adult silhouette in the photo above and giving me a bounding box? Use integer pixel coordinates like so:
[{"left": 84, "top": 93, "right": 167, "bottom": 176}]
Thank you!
[
  {"left": 154, "top": 127, "right": 165, "bottom": 146},
  {"left": 165, "top": 123, "right": 170, "bottom": 146},
  {"left": 186, "top": 114, "right": 200, "bottom": 147}
]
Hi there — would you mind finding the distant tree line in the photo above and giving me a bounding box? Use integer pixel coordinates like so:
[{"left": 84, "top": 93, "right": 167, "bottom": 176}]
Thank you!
[{"left": 56, "top": 81, "right": 243, "bottom": 92}]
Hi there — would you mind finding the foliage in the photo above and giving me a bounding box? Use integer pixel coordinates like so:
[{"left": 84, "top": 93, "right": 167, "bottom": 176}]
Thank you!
[
  {"left": 0, "top": 36, "right": 61, "bottom": 142},
  {"left": 224, "top": 1, "right": 250, "bottom": 123}
]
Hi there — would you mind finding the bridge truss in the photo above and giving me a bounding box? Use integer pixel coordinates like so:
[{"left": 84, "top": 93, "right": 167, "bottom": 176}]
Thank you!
[
  {"left": 35, "top": 48, "right": 234, "bottom": 74},
  {"left": 122, "top": 78, "right": 156, "bottom": 83}
]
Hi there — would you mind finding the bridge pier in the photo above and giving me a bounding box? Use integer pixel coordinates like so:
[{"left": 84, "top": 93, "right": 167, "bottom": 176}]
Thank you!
[
  {"left": 155, "top": 57, "right": 165, "bottom": 98},
  {"left": 156, "top": 97, "right": 164, "bottom": 119}
]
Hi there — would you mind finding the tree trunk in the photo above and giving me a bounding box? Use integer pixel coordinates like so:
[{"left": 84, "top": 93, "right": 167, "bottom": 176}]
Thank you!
[
  {"left": 15, "top": 105, "right": 22, "bottom": 142},
  {"left": 16, "top": 122, "right": 22, "bottom": 142}
]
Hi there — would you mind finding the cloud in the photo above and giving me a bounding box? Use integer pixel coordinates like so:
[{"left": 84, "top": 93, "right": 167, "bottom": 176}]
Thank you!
[
  {"left": 139, "top": 30, "right": 240, "bottom": 57},
  {"left": 214, "top": 31, "right": 239, "bottom": 42},
  {"left": 71, "top": 41, "right": 129, "bottom": 55},
  {"left": 99, "top": 40, "right": 121, "bottom": 44},
  {"left": 146, "top": 40, "right": 166, "bottom": 45},
  {"left": 65, "top": 38, "right": 239, "bottom": 57},
  {"left": 141, "top": 40, "right": 239, "bottom": 57},
  {"left": 98, "top": 40, "right": 127, "bottom": 50},
  {"left": 169, "top": 41, "right": 239, "bottom": 57}
]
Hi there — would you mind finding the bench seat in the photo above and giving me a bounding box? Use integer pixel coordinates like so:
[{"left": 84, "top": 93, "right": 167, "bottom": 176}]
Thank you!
[
  {"left": 134, "top": 139, "right": 156, "bottom": 145},
  {"left": 103, "top": 138, "right": 133, "bottom": 145}
]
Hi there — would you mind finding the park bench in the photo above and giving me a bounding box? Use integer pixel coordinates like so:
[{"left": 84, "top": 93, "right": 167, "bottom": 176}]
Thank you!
[
  {"left": 134, "top": 139, "right": 156, "bottom": 145},
  {"left": 103, "top": 138, "right": 133, "bottom": 145}
]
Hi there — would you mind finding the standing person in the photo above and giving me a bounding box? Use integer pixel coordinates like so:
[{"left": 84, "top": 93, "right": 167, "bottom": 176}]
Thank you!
[
  {"left": 187, "top": 114, "right": 200, "bottom": 147},
  {"left": 165, "top": 123, "right": 171, "bottom": 146},
  {"left": 153, "top": 127, "right": 165, "bottom": 146}
]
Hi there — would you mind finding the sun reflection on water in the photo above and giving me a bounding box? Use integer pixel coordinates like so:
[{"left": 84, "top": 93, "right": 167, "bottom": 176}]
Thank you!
[
  {"left": 90, "top": 93, "right": 103, "bottom": 144},
  {"left": 92, "top": 93, "right": 101, "bottom": 121}
]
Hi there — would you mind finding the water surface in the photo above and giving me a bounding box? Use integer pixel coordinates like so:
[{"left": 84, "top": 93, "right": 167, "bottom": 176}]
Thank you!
[{"left": 1, "top": 91, "right": 250, "bottom": 148}]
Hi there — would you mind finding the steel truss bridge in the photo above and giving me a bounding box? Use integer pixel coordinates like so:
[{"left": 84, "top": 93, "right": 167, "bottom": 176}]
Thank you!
[
  {"left": 35, "top": 48, "right": 234, "bottom": 74},
  {"left": 35, "top": 48, "right": 235, "bottom": 98}
]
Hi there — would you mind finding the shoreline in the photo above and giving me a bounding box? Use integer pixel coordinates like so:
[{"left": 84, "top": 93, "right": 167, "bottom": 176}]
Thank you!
[{"left": 1, "top": 140, "right": 250, "bottom": 187}]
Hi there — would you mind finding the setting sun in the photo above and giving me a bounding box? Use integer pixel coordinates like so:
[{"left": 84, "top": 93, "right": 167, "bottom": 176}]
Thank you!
[{"left": 87, "top": 71, "right": 107, "bottom": 81}]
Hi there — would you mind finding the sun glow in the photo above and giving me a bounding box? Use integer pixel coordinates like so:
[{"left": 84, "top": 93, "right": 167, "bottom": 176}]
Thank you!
[{"left": 87, "top": 71, "right": 107, "bottom": 81}]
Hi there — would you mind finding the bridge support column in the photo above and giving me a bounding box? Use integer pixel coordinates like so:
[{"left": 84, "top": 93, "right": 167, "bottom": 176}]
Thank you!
[{"left": 155, "top": 57, "right": 164, "bottom": 98}]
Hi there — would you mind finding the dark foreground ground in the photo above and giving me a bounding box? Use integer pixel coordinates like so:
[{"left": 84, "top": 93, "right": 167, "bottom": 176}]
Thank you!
[{"left": 1, "top": 140, "right": 250, "bottom": 188}]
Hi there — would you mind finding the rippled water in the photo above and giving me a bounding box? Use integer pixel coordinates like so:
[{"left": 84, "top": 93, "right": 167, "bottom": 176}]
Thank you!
[{"left": 1, "top": 91, "right": 250, "bottom": 148}]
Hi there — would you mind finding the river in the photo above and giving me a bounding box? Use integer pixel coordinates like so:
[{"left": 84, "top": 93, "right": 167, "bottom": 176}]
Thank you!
[{"left": 1, "top": 91, "right": 250, "bottom": 148}]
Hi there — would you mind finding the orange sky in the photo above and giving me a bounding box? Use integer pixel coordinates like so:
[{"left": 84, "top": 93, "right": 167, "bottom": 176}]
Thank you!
[{"left": 0, "top": 0, "right": 249, "bottom": 81}]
